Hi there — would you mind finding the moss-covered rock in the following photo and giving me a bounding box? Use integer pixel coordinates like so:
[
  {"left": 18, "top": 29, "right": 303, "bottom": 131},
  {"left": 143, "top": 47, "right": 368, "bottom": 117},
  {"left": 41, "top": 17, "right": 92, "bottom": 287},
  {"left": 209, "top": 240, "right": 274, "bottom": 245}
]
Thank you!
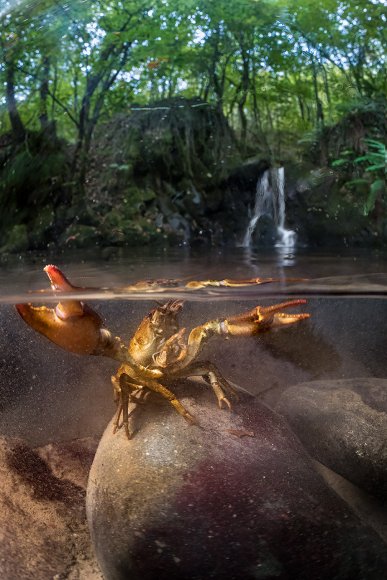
[
  {"left": 58, "top": 224, "right": 101, "bottom": 249},
  {"left": 0, "top": 129, "right": 71, "bottom": 250},
  {"left": 0, "top": 224, "right": 29, "bottom": 253},
  {"left": 28, "top": 205, "right": 56, "bottom": 249}
]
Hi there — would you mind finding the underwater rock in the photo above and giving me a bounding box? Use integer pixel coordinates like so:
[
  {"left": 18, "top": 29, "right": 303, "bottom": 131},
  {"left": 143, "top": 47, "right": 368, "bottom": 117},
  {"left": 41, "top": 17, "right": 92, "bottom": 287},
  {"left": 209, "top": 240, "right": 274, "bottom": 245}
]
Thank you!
[
  {"left": 87, "top": 385, "right": 387, "bottom": 580},
  {"left": 0, "top": 436, "right": 102, "bottom": 579},
  {"left": 276, "top": 378, "right": 387, "bottom": 499}
]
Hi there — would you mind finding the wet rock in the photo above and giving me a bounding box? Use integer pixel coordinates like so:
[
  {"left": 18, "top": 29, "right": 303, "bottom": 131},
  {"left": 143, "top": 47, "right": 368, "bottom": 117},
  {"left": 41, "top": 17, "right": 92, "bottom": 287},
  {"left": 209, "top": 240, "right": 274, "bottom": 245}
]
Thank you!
[
  {"left": 87, "top": 385, "right": 387, "bottom": 580},
  {"left": 276, "top": 378, "right": 387, "bottom": 499},
  {"left": 0, "top": 435, "right": 102, "bottom": 579}
]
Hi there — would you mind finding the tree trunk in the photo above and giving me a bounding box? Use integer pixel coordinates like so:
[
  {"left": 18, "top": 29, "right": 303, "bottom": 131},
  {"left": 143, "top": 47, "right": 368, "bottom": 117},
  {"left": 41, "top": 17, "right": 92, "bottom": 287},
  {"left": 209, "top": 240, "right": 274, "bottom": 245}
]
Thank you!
[
  {"left": 321, "top": 64, "right": 332, "bottom": 122},
  {"left": 39, "top": 56, "right": 50, "bottom": 130},
  {"left": 311, "top": 57, "right": 324, "bottom": 127},
  {"left": 5, "top": 61, "right": 26, "bottom": 142},
  {"left": 237, "top": 44, "right": 250, "bottom": 149},
  {"left": 71, "top": 43, "right": 131, "bottom": 204},
  {"left": 39, "top": 55, "right": 57, "bottom": 138}
]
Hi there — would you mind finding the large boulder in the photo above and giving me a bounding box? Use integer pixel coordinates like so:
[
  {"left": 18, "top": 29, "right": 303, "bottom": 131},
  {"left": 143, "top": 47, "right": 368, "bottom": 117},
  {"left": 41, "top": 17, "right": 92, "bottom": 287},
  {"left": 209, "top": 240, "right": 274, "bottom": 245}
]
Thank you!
[
  {"left": 276, "top": 378, "right": 387, "bottom": 499},
  {"left": 87, "top": 385, "right": 387, "bottom": 580}
]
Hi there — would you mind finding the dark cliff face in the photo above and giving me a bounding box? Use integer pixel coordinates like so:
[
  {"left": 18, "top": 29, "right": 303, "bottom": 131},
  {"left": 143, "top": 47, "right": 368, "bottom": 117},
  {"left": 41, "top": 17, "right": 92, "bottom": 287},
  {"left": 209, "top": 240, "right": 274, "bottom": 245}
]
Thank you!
[{"left": 81, "top": 98, "right": 245, "bottom": 247}]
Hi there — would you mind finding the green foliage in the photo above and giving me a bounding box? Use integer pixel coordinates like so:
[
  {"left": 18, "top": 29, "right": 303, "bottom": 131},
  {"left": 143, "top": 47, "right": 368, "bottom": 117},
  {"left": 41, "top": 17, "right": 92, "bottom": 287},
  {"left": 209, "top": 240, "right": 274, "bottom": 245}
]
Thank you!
[
  {"left": 2, "top": 0, "right": 385, "bottom": 145},
  {"left": 0, "top": 0, "right": 386, "bottom": 249},
  {"left": 332, "top": 139, "right": 386, "bottom": 216},
  {"left": 354, "top": 139, "right": 386, "bottom": 173}
]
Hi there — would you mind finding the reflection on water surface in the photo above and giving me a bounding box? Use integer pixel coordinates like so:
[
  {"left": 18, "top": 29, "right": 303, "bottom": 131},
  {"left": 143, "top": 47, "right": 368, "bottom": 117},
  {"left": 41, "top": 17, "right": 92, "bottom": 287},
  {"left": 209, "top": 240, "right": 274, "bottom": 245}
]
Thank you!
[{"left": 1, "top": 247, "right": 387, "bottom": 302}]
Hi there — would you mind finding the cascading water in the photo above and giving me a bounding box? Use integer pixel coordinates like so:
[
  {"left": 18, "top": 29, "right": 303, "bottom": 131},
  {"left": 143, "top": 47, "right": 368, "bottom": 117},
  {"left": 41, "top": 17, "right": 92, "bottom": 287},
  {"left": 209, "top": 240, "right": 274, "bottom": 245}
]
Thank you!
[
  {"left": 241, "top": 167, "right": 297, "bottom": 248},
  {"left": 241, "top": 170, "right": 272, "bottom": 248},
  {"left": 273, "top": 167, "right": 297, "bottom": 248}
]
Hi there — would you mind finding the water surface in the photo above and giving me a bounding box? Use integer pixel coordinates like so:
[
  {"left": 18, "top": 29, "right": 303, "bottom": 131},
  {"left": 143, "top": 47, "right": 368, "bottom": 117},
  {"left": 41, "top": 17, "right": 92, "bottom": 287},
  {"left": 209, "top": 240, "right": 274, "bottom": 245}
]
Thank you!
[{"left": 1, "top": 246, "right": 387, "bottom": 302}]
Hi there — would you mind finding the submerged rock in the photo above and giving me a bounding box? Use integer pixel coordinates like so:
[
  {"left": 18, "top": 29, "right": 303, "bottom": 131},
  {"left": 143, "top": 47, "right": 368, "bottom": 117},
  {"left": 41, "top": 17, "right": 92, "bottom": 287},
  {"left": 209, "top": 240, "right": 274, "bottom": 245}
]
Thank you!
[
  {"left": 87, "top": 385, "right": 387, "bottom": 580},
  {"left": 276, "top": 378, "right": 387, "bottom": 499}
]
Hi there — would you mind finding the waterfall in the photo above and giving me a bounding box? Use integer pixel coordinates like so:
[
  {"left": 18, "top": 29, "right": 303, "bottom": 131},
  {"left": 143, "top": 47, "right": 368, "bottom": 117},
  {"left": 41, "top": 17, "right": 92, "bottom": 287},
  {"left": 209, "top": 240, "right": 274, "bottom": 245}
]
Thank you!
[
  {"left": 241, "top": 167, "right": 296, "bottom": 248},
  {"left": 241, "top": 171, "right": 272, "bottom": 248}
]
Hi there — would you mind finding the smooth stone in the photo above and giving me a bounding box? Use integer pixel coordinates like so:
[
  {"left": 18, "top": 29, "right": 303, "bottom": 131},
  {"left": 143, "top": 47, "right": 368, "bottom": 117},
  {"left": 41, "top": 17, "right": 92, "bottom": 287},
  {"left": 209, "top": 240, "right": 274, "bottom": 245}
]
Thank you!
[
  {"left": 276, "top": 378, "right": 387, "bottom": 498},
  {"left": 86, "top": 384, "right": 387, "bottom": 580}
]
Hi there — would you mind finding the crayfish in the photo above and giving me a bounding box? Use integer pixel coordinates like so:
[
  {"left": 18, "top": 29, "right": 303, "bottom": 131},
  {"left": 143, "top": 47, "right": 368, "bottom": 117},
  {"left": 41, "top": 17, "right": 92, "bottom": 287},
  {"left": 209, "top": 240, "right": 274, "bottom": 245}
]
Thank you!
[{"left": 16, "top": 265, "right": 310, "bottom": 439}]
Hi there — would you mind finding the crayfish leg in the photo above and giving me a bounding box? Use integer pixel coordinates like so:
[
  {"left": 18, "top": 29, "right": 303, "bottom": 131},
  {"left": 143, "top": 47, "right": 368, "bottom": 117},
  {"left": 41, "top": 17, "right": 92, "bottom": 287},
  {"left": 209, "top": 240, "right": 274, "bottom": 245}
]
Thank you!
[
  {"left": 178, "top": 361, "right": 239, "bottom": 410},
  {"left": 208, "top": 371, "right": 232, "bottom": 410},
  {"left": 112, "top": 375, "right": 145, "bottom": 439},
  {"left": 112, "top": 375, "right": 196, "bottom": 437},
  {"left": 147, "top": 381, "right": 198, "bottom": 426}
]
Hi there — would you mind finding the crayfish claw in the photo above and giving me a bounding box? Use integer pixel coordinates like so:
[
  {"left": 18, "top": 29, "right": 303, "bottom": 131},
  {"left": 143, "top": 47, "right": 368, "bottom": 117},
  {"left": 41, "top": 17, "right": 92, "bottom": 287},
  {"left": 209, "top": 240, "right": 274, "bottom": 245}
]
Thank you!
[
  {"left": 16, "top": 265, "right": 104, "bottom": 355},
  {"left": 222, "top": 299, "right": 310, "bottom": 336},
  {"left": 16, "top": 301, "right": 103, "bottom": 355}
]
